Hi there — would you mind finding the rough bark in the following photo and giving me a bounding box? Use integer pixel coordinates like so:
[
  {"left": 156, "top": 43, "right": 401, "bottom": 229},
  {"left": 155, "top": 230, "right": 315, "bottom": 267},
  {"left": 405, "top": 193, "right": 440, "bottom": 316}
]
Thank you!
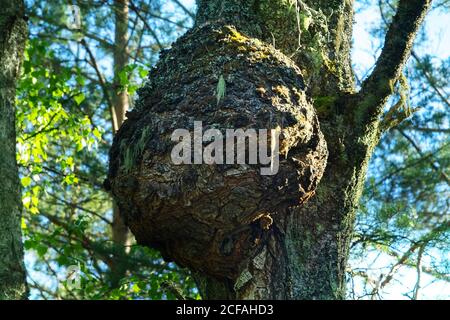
[
  {"left": 109, "top": 24, "right": 328, "bottom": 283},
  {"left": 110, "top": 0, "right": 132, "bottom": 288},
  {"left": 0, "top": 0, "right": 28, "bottom": 300},
  {"left": 108, "top": 0, "right": 431, "bottom": 299}
]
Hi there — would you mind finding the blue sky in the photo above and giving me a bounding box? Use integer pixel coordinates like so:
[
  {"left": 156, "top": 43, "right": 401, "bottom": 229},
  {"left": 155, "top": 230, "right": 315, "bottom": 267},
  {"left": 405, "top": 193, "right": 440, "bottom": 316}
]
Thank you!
[{"left": 352, "top": 1, "right": 449, "bottom": 300}]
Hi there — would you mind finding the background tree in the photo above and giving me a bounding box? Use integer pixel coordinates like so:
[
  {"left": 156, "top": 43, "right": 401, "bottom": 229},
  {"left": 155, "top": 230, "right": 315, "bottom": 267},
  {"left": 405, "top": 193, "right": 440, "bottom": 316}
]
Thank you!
[{"left": 0, "top": 0, "right": 28, "bottom": 299}]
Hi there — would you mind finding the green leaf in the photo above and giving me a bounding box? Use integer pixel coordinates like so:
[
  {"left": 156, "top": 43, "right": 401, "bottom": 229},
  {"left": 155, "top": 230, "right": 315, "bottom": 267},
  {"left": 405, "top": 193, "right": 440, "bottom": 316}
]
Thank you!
[
  {"left": 132, "top": 283, "right": 141, "bottom": 293},
  {"left": 74, "top": 93, "right": 85, "bottom": 105},
  {"left": 24, "top": 239, "right": 36, "bottom": 250},
  {"left": 119, "top": 69, "right": 129, "bottom": 86},
  {"left": 36, "top": 244, "right": 48, "bottom": 257},
  {"left": 21, "top": 176, "right": 32, "bottom": 187},
  {"left": 93, "top": 128, "right": 102, "bottom": 140},
  {"left": 138, "top": 66, "right": 148, "bottom": 78},
  {"left": 21, "top": 217, "right": 27, "bottom": 230},
  {"left": 216, "top": 75, "right": 226, "bottom": 106}
]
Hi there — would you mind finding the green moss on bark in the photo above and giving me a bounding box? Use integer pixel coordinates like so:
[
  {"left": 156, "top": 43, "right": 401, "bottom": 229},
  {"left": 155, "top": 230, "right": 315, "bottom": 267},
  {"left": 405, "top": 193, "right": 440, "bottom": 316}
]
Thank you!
[{"left": 195, "top": 0, "right": 355, "bottom": 96}]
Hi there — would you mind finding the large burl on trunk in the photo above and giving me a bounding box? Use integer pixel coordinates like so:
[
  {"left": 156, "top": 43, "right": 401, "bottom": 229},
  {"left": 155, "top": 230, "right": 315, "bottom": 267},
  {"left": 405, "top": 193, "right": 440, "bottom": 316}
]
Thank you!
[
  {"left": 108, "top": 22, "right": 327, "bottom": 287},
  {"left": 107, "top": 0, "right": 431, "bottom": 299}
]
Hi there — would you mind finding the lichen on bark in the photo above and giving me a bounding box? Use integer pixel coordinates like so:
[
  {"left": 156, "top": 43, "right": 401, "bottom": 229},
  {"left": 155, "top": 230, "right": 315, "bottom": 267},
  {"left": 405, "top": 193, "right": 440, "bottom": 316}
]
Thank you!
[{"left": 195, "top": 0, "right": 355, "bottom": 96}]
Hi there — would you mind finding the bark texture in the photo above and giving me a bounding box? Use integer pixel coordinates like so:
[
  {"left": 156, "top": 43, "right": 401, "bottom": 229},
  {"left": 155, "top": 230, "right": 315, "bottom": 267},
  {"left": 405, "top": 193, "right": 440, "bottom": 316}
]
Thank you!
[
  {"left": 109, "top": 24, "right": 328, "bottom": 280},
  {"left": 108, "top": 0, "right": 431, "bottom": 299},
  {"left": 0, "top": 0, "right": 28, "bottom": 300}
]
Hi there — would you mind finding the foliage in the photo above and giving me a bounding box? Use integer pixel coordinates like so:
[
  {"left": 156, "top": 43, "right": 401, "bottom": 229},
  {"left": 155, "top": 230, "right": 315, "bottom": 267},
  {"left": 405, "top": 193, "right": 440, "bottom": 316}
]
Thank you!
[
  {"left": 348, "top": 0, "right": 449, "bottom": 299},
  {"left": 19, "top": 0, "right": 198, "bottom": 300}
]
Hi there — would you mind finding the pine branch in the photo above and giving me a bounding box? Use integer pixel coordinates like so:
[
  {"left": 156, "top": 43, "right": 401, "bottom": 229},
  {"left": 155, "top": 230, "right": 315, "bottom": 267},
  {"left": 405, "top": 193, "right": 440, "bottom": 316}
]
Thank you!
[{"left": 356, "top": 0, "right": 432, "bottom": 127}]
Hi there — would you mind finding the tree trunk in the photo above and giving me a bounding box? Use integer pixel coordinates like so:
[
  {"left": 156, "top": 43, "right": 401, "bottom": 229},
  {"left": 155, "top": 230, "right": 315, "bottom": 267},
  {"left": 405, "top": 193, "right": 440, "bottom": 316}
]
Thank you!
[
  {"left": 193, "top": 0, "right": 431, "bottom": 299},
  {"left": 108, "top": 0, "right": 431, "bottom": 299},
  {"left": 192, "top": 0, "right": 359, "bottom": 300},
  {"left": 112, "top": 0, "right": 130, "bottom": 133},
  {"left": 0, "top": 0, "right": 28, "bottom": 299},
  {"left": 110, "top": 0, "right": 132, "bottom": 287}
]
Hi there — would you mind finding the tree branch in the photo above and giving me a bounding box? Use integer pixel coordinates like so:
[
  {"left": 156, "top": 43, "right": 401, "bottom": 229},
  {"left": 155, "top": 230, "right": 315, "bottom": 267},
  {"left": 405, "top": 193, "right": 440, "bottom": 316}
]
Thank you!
[
  {"left": 129, "top": 0, "right": 163, "bottom": 50},
  {"left": 411, "top": 51, "right": 450, "bottom": 109},
  {"left": 397, "top": 128, "right": 450, "bottom": 185},
  {"left": 173, "top": 0, "right": 195, "bottom": 19},
  {"left": 357, "top": 0, "right": 432, "bottom": 126}
]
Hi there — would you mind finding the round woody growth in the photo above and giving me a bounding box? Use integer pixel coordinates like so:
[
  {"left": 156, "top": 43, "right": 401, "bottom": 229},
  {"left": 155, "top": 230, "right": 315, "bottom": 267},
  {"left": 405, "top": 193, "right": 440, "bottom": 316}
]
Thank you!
[{"left": 107, "top": 24, "right": 328, "bottom": 279}]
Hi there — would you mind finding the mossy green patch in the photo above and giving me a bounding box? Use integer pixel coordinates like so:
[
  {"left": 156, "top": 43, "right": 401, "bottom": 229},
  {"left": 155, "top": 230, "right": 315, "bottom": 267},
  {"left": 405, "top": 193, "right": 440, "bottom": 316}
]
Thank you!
[{"left": 313, "top": 95, "right": 338, "bottom": 117}]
